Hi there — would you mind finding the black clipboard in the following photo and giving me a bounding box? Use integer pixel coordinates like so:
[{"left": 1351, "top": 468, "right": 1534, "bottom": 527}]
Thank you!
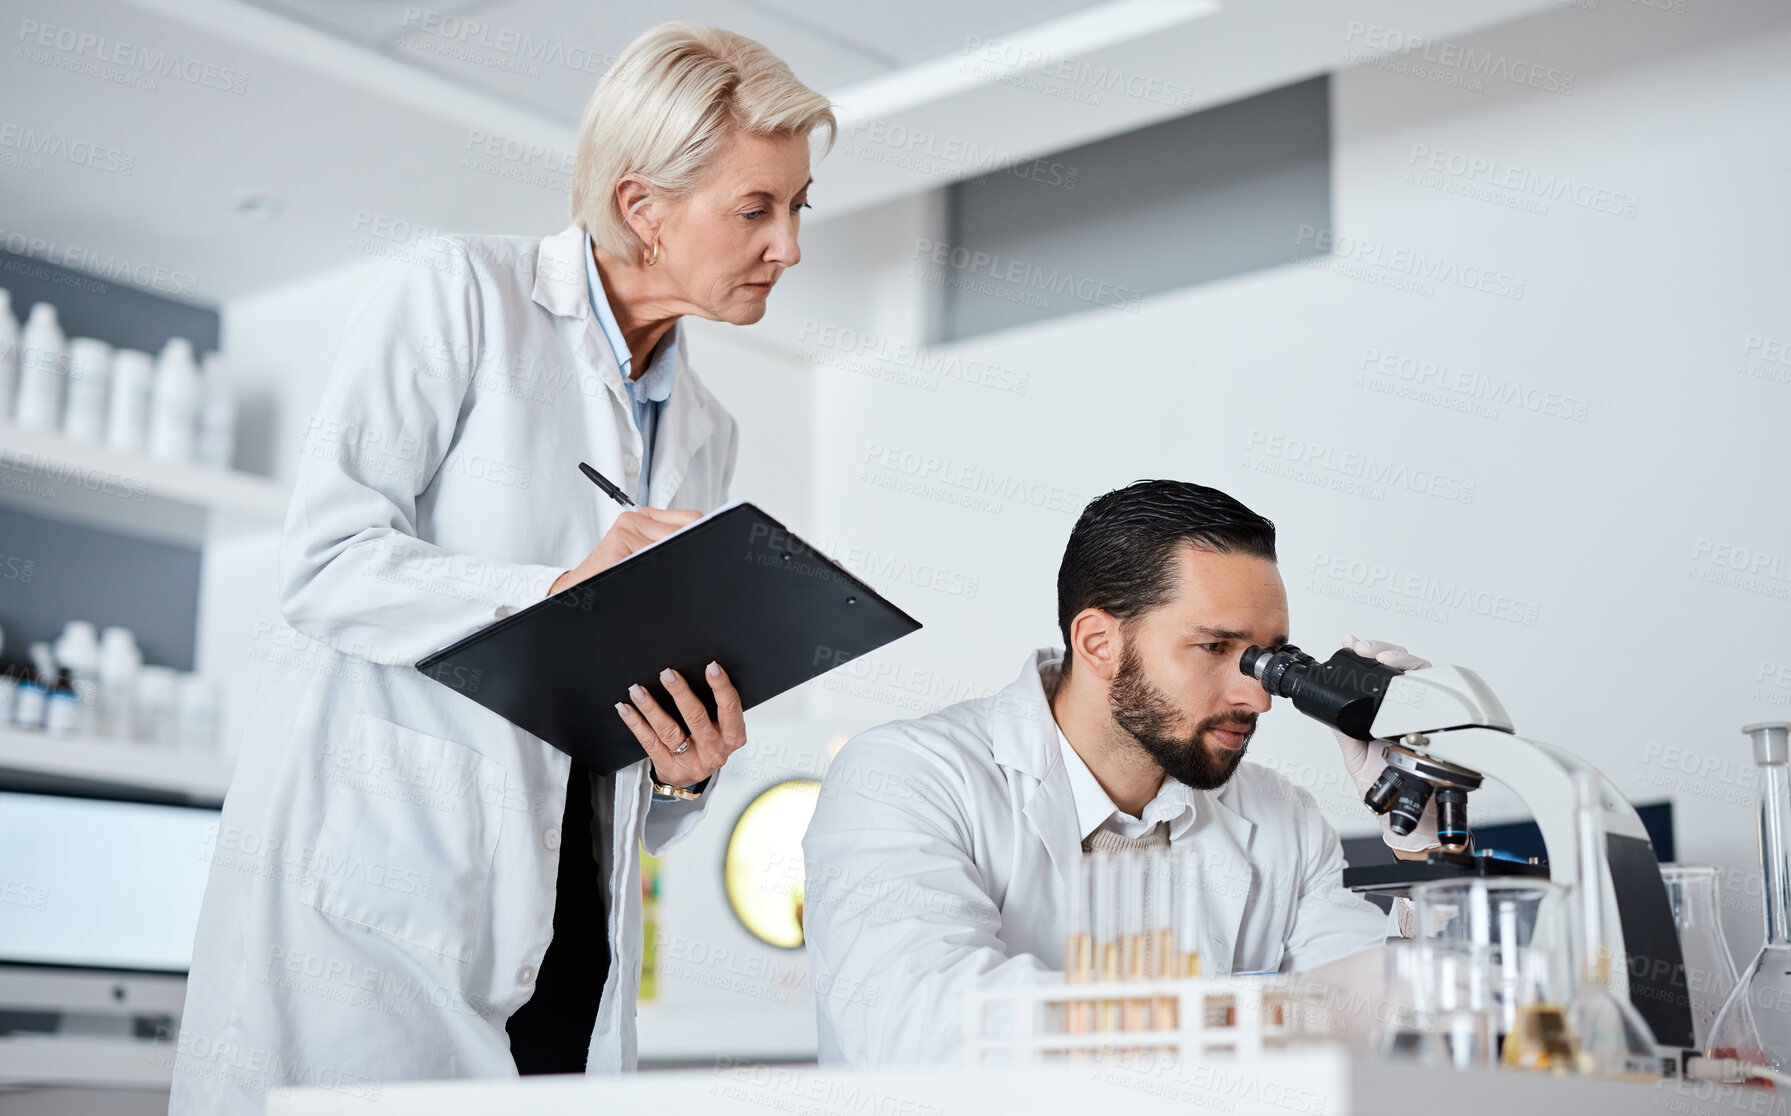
[{"left": 415, "top": 502, "right": 922, "bottom": 775}]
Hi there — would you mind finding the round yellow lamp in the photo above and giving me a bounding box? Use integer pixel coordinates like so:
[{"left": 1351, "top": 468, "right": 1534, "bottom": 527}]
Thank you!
[{"left": 723, "top": 779, "right": 821, "bottom": 948}]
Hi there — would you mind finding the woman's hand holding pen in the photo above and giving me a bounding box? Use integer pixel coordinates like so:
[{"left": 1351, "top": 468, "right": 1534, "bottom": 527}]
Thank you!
[
  {"left": 548, "top": 507, "right": 701, "bottom": 595},
  {"left": 616, "top": 662, "right": 747, "bottom": 788},
  {"left": 564, "top": 465, "right": 743, "bottom": 789}
]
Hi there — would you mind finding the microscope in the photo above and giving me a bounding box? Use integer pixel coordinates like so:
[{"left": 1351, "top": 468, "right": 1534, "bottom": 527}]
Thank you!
[{"left": 1239, "top": 643, "right": 1695, "bottom": 1052}]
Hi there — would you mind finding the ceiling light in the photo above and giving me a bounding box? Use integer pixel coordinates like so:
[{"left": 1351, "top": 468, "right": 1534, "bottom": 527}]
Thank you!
[{"left": 829, "top": 0, "right": 1222, "bottom": 122}]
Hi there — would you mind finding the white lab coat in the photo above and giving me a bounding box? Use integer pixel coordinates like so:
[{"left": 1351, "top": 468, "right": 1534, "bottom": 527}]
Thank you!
[
  {"left": 801, "top": 648, "right": 1390, "bottom": 1067},
  {"left": 170, "top": 227, "right": 737, "bottom": 1115}
]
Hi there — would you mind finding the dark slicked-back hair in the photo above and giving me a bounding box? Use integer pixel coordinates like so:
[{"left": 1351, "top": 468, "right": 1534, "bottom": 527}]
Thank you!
[{"left": 1056, "top": 480, "right": 1277, "bottom": 674}]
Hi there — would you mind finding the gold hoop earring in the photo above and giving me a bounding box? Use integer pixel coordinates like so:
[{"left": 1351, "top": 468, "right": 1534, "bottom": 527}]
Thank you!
[{"left": 643, "top": 238, "right": 660, "bottom": 267}]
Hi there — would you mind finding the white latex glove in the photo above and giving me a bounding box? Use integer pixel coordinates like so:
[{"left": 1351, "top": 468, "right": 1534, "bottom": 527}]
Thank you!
[{"left": 1332, "top": 635, "right": 1439, "bottom": 853}]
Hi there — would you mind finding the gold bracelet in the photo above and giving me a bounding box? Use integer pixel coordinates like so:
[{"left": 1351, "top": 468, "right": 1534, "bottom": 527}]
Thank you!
[{"left": 651, "top": 780, "right": 704, "bottom": 801}]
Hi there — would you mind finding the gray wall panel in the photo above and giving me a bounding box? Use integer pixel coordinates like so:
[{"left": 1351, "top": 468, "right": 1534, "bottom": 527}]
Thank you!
[
  {"left": 0, "top": 504, "right": 200, "bottom": 672},
  {"left": 0, "top": 248, "right": 219, "bottom": 355},
  {"left": 939, "top": 76, "right": 1331, "bottom": 342}
]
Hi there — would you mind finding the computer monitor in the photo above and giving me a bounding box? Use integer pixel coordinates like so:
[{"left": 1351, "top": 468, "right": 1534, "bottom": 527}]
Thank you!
[
  {"left": 0, "top": 788, "right": 218, "bottom": 1037},
  {"left": 0, "top": 789, "right": 216, "bottom": 974}
]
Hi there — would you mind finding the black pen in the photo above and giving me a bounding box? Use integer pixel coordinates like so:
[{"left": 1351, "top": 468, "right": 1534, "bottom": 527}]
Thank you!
[{"left": 578, "top": 461, "right": 636, "bottom": 508}]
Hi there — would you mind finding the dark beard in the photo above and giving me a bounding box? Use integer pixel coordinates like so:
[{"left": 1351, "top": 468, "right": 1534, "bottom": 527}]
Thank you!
[{"left": 1109, "top": 642, "right": 1255, "bottom": 791}]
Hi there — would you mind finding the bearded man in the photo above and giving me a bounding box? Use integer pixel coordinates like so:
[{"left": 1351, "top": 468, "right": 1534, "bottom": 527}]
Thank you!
[{"left": 801, "top": 479, "right": 1435, "bottom": 1066}]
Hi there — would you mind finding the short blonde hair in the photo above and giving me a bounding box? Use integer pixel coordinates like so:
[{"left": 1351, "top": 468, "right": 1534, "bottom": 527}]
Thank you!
[{"left": 572, "top": 22, "right": 835, "bottom": 258}]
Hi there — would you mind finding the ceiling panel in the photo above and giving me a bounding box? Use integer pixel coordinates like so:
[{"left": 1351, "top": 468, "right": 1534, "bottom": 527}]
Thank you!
[
  {"left": 242, "top": 0, "right": 891, "bottom": 119},
  {"left": 1, "top": 0, "right": 567, "bottom": 298},
  {"left": 382, "top": 0, "right": 891, "bottom": 120},
  {"left": 745, "top": 0, "right": 1101, "bottom": 68},
  {"left": 245, "top": 0, "right": 490, "bottom": 44}
]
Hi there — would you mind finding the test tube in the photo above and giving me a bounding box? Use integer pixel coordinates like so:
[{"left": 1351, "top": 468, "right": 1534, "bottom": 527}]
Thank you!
[
  {"left": 1174, "top": 848, "right": 1203, "bottom": 978},
  {"left": 1147, "top": 848, "right": 1177, "bottom": 1029},
  {"left": 1120, "top": 851, "right": 1148, "bottom": 1031},
  {"left": 1091, "top": 849, "right": 1121, "bottom": 1032},
  {"left": 1063, "top": 852, "right": 1093, "bottom": 1036}
]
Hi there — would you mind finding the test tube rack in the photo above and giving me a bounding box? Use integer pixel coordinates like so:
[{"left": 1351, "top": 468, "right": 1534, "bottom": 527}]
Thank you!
[{"left": 962, "top": 975, "right": 1333, "bottom": 1067}]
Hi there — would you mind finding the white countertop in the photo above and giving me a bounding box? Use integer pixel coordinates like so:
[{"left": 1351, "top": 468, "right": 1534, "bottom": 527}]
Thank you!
[{"left": 263, "top": 1047, "right": 1772, "bottom": 1116}]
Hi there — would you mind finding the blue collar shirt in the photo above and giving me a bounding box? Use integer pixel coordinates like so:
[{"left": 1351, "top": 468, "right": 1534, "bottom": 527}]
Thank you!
[{"left": 583, "top": 231, "right": 679, "bottom": 505}]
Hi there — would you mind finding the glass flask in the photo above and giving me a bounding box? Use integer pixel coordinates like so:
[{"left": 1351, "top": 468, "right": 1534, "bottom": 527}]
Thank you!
[
  {"left": 1708, "top": 722, "right": 1791, "bottom": 1070},
  {"left": 1428, "top": 945, "right": 1499, "bottom": 1069},
  {"left": 1659, "top": 864, "right": 1741, "bottom": 1050},
  {"left": 1379, "top": 940, "right": 1449, "bottom": 1063},
  {"left": 1564, "top": 771, "right": 1662, "bottom": 1079},
  {"left": 1502, "top": 950, "right": 1576, "bottom": 1073}
]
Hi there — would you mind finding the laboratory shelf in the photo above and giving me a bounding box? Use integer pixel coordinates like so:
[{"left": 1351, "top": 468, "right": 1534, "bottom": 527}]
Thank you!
[
  {"left": 0, "top": 726, "right": 231, "bottom": 804},
  {"left": 0, "top": 418, "right": 290, "bottom": 545}
]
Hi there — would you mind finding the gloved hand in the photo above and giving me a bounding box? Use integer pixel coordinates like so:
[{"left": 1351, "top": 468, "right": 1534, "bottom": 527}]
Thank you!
[{"left": 1332, "top": 635, "right": 1438, "bottom": 853}]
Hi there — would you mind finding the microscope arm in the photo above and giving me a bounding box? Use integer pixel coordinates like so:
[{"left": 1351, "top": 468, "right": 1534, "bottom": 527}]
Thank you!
[
  {"left": 1367, "top": 666, "right": 1651, "bottom": 845},
  {"left": 1368, "top": 665, "right": 1516, "bottom": 738}
]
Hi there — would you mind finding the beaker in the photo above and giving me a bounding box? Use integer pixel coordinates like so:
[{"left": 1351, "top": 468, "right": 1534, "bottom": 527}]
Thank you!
[
  {"left": 1708, "top": 723, "right": 1791, "bottom": 1071},
  {"left": 1411, "top": 876, "right": 1575, "bottom": 1054},
  {"left": 1659, "top": 864, "right": 1740, "bottom": 1050}
]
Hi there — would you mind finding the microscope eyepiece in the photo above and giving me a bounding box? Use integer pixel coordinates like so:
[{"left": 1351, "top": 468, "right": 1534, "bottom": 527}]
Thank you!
[
  {"left": 1240, "top": 644, "right": 1266, "bottom": 679},
  {"left": 1244, "top": 645, "right": 1478, "bottom": 852},
  {"left": 1239, "top": 643, "right": 1402, "bottom": 741}
]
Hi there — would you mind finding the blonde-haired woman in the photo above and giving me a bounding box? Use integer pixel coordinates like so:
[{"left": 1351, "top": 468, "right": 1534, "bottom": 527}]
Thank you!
[{"left": 172, "top": 23, "right": 832, "bottom": 1114}]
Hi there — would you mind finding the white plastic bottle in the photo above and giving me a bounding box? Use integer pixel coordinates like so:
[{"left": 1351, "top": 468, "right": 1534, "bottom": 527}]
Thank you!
[
  {"left": 44, "top": 670, "right": 81, "bottom": 738},
  {"left": 177, "top": 674, "right": 221, "bottom": 754},
  {"left": 97, "top": 626, "right": 141, "bottom": 741},
  {"left": 106, "top": 349, "right": 154, "bottom": 455},
  {"left": 148, "top": 337, "right": 199, "bottom": 462},
  {"left": 0, "top": 289, "right": 18, "bottom": 423},
  {"left": 195, "top": 351, "right": 237, "bottom": 470},
  {"left": 53, "top": 620, "right": 101, "bottom": 736},
  {"left": 15, "top": 302, "right": 66, "bottom": 431},
  {"left": 13, "top": 642, "right": 56, "bottom": 730},
  {"left": 134, "top": 666, "right": 178, "bottom": 747},
  {"left": 12, "top": 671, "right": 45, "bottom": 729},
  {"left": 63, "top": 338, "right": 113, "bottom": 443}
]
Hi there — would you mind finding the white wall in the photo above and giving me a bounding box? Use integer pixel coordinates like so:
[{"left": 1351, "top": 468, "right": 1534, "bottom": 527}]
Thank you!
[{"left": 774, "top": 0, "right": 1791, "bottom": 972}]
